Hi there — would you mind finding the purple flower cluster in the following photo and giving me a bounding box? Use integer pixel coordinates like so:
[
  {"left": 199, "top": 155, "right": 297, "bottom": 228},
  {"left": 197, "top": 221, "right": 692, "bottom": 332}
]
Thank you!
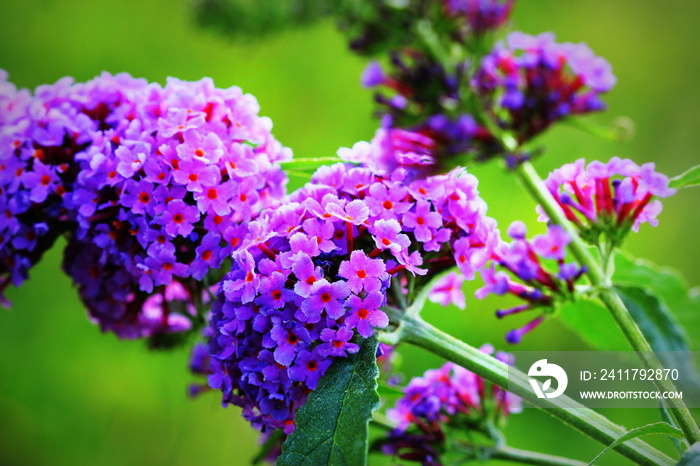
[
  {"left": 0, "top": 71, "right": 291, "bottom": 337},
  {"left": 477, "top": 222, "right": 585, "bottom": 343},
  {"left": 382, "top": 346, "right": 521, "bottom": 465},
  {"left": 361, "top": 54, "right": 494, "bottom": 175},
  {"left": 362, "top": 46, "right": 502, "bottom": 177},
  {"left": 474, "top": 32, "right": 616, "bottom": 143},
  {"left": 0, "top": 71, "right": 64, "bottom": 304},
  {"left": 207, "top": 160, "right": 498, "bottom": 432},
  {"left": 339, "top": 126, "right": 438, "bottom": 181},
  {"left": 539, "top": 158, "right": 676, "bottom": 245},
  {"left": 444, "top": 0, "right": 515, "bottom": 34}
]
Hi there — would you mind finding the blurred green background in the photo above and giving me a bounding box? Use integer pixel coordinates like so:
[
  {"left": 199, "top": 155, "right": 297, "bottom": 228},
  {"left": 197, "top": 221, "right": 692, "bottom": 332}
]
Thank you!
[{"left": 1, "top": 0, "right": 699, "bottom": 464}]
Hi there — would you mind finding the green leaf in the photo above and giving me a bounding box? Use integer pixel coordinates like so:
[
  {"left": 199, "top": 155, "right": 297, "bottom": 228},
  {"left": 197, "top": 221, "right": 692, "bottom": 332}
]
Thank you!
[
  {"left": 658, "top": 401, "right": 688, "bottom": 457},
  {"left": 614, "top": 252, "right": 700, "bottom": 327},
  {"left": 615, "top": 286, "right": 689, "bottom": 352},
  {"left": 194, "top": 0, "right": 333, "bottom": 41},
  {"left": 614, "top": 285, "right": 700, "bottom": 401},
  {"left": 278, "top": 336, "right": 380, "bottom": 466},
  {"left": 670, "top": 164, "right": 700, "bottom": 190},
  {"left": 677, "top": 442, "right": 700, "bottom": 465},
  {"left": 588, "top": 422, "right": 684, "bottom": 465},
  {"left": 558, "top": 298, "right": 630, "bottom": 351}
]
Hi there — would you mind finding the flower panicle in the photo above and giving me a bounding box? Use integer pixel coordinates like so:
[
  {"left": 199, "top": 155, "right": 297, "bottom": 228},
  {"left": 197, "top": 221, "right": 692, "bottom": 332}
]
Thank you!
[
  {"left": 206, "top": 158, "right": 499, "bottom": 433},
  {"left": 0, "top": 70, "right": 290, "bottom": 338},
  {"left": 444, "top": 0, "right": 516, "bottom": 35}
]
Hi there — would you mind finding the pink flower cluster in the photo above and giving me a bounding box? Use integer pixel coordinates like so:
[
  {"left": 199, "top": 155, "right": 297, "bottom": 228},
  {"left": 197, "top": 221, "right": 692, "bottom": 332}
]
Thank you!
[
  {"left": 539, "top": 157, "right": 676, "bottom": 244},
  {"left": 474, "top": 32, "right": 616, "bottom": 144}
]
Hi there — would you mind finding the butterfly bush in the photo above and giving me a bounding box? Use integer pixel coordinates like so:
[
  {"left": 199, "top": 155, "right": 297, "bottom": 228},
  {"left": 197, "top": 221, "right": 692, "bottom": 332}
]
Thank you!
[
  {"left": 538, "top": 157, "right": 676, "bottom": 246},
  {"left": 0, "top": 71, "right": 291, "bottom": 338},
  {"left": 474, "top": 32, "right": 616, "bottom": 144},
  {"left": 477, "top": 221, "right": 585, "bottom": 343},
  {"left": 381, "top": 345, "right": 521, "bottom": 465},
  {"left": 444, "top": 0, "right": 515, "bottom": 34},
  {"left": 0, "top": 70, "right": 66, "bottom": 304},
  {"left": 358, "top": 0, "right": 519, "bottom": 176},
  {"left": 206, "top": 147, "right": 499, "bottom": 432},
  {"left": 361, "top": 53, "right": 496, "bottom": 176}
]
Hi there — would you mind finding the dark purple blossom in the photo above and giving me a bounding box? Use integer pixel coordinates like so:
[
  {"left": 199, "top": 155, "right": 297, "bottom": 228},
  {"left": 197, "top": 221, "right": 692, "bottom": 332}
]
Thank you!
[
  {"left": 474, "top": 32, "right": 616, "bottom": 144},
  {"left": 444, "top": 0, "right": 515, "bottom": 34}
]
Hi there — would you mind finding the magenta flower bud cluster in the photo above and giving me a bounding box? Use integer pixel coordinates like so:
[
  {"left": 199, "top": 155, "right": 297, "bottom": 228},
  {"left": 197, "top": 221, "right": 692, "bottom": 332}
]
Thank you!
[
  {"left": 477, "top": 222, "right": 585, "bottom": 344},
  {"left": 382, "top": 346, "right": 521, "bottom": 464},
  {"left": 474, "top": 32, "right": 616, "bottom": 144},
  {"left": 539, "top": 157, "right": 676, "bottom": 245},
  {"left": 444, "top": 0, "right": 515, "bottom": 34},
  {"left": 361, "top": 53, "right": 490, "bottom": 176},
  {"left": 0, "top": 71, "right": 291, "bottom": 338},
  {"left": 206, "top": 160, "right": 498, "bottom": 433}
]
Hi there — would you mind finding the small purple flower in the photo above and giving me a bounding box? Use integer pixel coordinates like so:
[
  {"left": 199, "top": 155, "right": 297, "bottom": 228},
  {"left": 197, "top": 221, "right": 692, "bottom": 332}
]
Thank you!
[
  {"left": 338, "top": 250, "right": 389, "bottom": 294},
  {"left": 345, "top": 292, "right": 389, "bottom": 337},
  {"left": 270, "top": 320, "right": 310, "bottom": 367},
  {"left": 162, "top": 199, "right": 200, "bottom": 237},
  {"left": 194, "top": 180, "right": 236, "bottom": 216},
  {"left": 20, "top": 160, "right": 59, "bottom": 203},
  {"left": 531, "top": 225, "right": 569, "bottom": 260},
  {"left": 372, "top": 219, "right": 411, "bottom": 256},
  {"left": 288, "top": 349, "right": 332, "bottom": 390},
  {"left": 507, "top": 220, "right": 527, "bottom": 240},
  {"left": 292, "top": 255, "right": 324, "bottom": 298},
  {"left": 299, "top": 280, "right": 350, "bottom": 322},
  {"left": 361, "top": 61, "right": 386, "bottom": 88},
  {"left": 428, "top": 272, "right": 466, "bottom": 309},
  {"left": 402, "top": 201, "right": 443, "bottom": 242},
  {"left": 318, "top": 327, "right": 360, "bottom": 357}
]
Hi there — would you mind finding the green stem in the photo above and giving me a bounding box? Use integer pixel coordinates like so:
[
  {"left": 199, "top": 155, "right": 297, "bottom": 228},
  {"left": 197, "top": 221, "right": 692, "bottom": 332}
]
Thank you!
[
  {"left": 383, "top": 307, "right": 674, "bottom": 466},
  {"left": 515, "top": 160, "right": 700, "bottom": 444},
  {"left": 280, "top": 156, "right": 345, "bottom": 168},
  {"left": 490, "top": 445, "right": 587, "bottom": 466}
]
